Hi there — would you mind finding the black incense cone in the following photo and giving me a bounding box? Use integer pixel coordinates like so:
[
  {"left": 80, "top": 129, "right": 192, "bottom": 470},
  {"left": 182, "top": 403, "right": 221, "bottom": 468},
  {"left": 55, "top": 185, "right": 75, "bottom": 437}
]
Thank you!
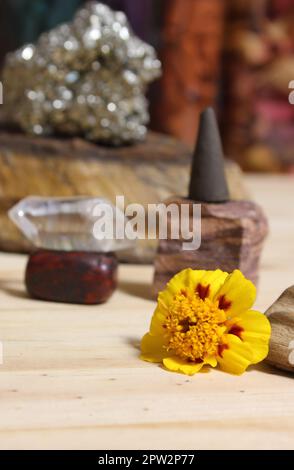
[
  {"left": 188, "top": 107, "right": 229, "bottom": 203},
  {"left": 153, "top": 108, "right": 268, "bottom": 297}
]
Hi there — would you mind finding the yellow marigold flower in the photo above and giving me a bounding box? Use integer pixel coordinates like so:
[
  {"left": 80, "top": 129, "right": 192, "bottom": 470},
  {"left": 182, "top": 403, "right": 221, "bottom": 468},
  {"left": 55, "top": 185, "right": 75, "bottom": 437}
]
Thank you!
[{"left": 141, "top": 269, "right": 271, "bottom": 375}]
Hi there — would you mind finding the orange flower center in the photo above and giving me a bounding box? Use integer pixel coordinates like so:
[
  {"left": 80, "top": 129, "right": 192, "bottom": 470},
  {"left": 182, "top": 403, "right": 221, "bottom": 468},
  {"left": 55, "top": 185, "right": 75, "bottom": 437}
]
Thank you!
[{"left": 164, "top": 291, "right": 227, "bottom": 362}]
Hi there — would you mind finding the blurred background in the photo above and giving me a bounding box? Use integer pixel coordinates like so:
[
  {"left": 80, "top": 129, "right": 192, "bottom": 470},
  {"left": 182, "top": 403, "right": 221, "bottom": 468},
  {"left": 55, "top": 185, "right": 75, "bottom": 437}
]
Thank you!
[{"left": 0, "top": 0, "right": 293, "bottom": 173}]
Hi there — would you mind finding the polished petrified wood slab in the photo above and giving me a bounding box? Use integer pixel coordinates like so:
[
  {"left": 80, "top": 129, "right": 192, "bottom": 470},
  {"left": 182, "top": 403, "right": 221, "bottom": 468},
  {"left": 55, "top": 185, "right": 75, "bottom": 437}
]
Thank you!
[{"left": 0, "top": 129, "right": 247, "bottom": 263}]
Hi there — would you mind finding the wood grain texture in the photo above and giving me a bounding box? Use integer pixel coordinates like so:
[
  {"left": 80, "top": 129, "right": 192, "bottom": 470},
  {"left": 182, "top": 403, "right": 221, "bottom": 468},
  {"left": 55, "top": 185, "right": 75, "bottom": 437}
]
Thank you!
[
  {"left": 0, "top": 175, "right": 293, "bottom": 450},
  {"left": 153, "top": 199, "right": 268, "bottom": 296},
  {"left": 0, "top": 130, "right": 246, "bottom": 263},
  {"left": 266, "top": 286, "right": 294, "bottom": 373}
]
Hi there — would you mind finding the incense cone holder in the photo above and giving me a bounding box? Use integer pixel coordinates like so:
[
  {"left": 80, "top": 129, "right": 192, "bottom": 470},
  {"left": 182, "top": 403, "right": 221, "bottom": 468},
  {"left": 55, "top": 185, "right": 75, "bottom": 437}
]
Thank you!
[
  {"left": 25, "top": 250, "right": 118, "bottom": 304},
  {"left": 265, "top": 286, "right": 294, "bottom": 373},
  {"left": 153, "top": 198, "right": 268, "bottom": 297}
]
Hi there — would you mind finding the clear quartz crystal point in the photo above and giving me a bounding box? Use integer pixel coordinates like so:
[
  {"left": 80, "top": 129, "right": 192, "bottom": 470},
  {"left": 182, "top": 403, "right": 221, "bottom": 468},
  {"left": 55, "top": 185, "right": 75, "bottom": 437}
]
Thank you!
[{"left": 8, "top": 196, "right": 134, "bottom": 252}]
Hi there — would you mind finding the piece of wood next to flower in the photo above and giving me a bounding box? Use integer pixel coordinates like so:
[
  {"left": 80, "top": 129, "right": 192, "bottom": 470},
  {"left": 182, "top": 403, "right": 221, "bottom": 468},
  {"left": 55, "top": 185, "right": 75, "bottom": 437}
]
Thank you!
[
  {"left": 141, "top": 268, "right": 271, "bottom": 376},
  {"left": 265, "top": 286, "right": 294, "bottom": 374},
  {"left": 152, "top": 108, "right": 268, "bottom": 297}
]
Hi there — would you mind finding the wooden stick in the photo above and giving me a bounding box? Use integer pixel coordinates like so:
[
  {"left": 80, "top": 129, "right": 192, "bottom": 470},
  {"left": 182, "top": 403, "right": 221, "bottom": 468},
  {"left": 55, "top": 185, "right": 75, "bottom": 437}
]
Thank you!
[{"left": 266, "top": 286, "right": 294, "bottom": 373}]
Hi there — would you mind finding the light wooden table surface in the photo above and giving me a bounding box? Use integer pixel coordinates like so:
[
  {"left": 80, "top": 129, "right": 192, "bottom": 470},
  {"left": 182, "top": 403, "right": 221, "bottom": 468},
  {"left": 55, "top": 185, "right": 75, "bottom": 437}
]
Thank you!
[{"left": 0, "top": 175, "right": 293, "bottom": 450}]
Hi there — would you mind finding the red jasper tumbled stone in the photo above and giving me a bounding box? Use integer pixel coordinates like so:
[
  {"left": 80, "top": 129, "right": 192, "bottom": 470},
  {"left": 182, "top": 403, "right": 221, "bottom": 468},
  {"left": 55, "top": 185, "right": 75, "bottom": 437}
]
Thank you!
[{"left": 25, "top": 250, "right": 118, "bottom": 304}]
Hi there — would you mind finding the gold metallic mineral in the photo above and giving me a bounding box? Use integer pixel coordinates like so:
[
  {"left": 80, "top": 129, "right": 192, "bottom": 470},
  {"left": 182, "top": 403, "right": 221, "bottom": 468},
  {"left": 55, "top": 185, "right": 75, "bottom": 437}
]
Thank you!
[{"left": 1, "top": 2, "right": 161, "bottom": 145}]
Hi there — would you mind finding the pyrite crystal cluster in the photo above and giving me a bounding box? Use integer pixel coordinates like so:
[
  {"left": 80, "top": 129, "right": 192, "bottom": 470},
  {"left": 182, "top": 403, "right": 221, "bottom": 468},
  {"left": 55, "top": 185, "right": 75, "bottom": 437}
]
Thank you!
[{"left": 2, "top": 2, "right": 161, "bottom": 144}]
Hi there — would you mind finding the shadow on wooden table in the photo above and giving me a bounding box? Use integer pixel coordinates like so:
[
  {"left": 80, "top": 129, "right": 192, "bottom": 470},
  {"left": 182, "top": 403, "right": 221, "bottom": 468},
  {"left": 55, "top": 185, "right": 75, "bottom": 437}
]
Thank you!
[
  {"left": 0, "top": 279, "right": 28, "bottom": 299},
  {"left": 125, "top": 336, "right": 141, "bottom": 351},
  {"left": 118, "top": 280, "right": 153, "bottom": 301},
  {"left": 250, "top": 362, "right": 294, "bottom": 379}
]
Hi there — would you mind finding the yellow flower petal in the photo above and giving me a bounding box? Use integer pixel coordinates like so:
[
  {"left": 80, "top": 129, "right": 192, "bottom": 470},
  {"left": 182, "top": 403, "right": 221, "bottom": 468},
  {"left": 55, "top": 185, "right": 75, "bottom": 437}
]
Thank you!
[
  {"left": 217, "top": 334, "right": 254, "bottom": 375},
  {"left": 149, "top": 306, "right": 167, "bottom": 336},
  {"left": 197, "top": 269, "right": 229, "bottom": 299},
  {"left": 140, "top": 333, "right": 168, "bottom": 363},
  {"left": 234, "top": 310, "right": 271, "bottom": 364},
  {"left": 204, "top": 356, "right": 218, "bottom": 367},
  {"left": 214, "top": 270, "right": 256, "bottom": 317},
  {"left": 158, "top": 268, "right": 205, "bottom": 308},
  {"left": 158, "top": 268, "right": 229, "bottom": 307},
  {"left": 163, "top": 356, "right": 205, "bottom": 375}
]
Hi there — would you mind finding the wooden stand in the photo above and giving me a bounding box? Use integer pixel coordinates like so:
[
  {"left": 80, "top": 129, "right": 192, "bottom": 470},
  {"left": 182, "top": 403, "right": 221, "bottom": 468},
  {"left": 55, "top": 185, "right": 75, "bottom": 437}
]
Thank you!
[{"left": 153, "top": 198, "right": 268, "bottom": 297}]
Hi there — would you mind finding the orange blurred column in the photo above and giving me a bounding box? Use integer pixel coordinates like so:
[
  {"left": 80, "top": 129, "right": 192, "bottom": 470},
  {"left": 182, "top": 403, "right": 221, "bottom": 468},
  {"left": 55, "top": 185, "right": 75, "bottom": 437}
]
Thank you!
[{"left": 152, "top": 0, "right": 225, "bottom": 145}]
